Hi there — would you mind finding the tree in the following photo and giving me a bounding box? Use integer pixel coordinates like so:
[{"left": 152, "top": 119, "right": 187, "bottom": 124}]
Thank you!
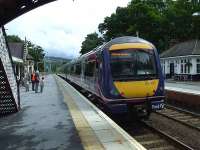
[
  {"left": 27, "top": 41, "right": 45, "bottom": 71},
  {"left": 6, "top": 35, "right": 23, "bottom": 42},
  {"left": 99, "top": 7, "right": 130, "bottom": 41},
  {"left": 98, "top": 0, "right": 167, "bottom": 52},
  {"left": 80, "top": 32, "right": 103, "bottom": 55},
  {"left": 98, "top": 0, "right": 200, "bottom": 53}
]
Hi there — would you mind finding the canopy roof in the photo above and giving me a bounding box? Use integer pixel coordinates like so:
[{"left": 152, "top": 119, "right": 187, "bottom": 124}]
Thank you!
[
  {"left": 0, "top": 0, "right": 56, "bottom": 26},
  {"left": 12, "top": 56, "right": 23, "bottom": 63},
  {"left": 160, "top": 40, "right": 200, "bottom": 58},
  {"left": 8, "top": 42, "right": 24, "bottom": 59}
]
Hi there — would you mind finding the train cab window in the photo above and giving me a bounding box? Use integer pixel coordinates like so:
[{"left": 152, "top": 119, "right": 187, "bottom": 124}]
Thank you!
[
  {"left": 85, "top": 61, "right": 95, "bottom": 77},
  {"left": 110, "top": 49, "right": 157, "bottom": 81}
]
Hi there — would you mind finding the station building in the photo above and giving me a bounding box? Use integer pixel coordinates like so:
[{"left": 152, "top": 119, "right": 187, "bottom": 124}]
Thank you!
[
  {"left": 160, "top": 40, "right": 200, "bottom": 81},
  {"left": 8, "top": 42, "right": 34, "bottom": 81}
]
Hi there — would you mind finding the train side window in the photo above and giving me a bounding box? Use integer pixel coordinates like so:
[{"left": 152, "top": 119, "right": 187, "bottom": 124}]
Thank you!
[
  {"left": 85, "top": 61, "right": 95, "bottom": 77},
  {"left": 96, "top": 61, "right": 99, "bottom": 70},
  {"left": 72, "top": 66, "right": 74, "bottom": 74},
  {"left": 75, "top": 63, "right": 81, "bottom": 75},
  {"left": 72, "top": 65, "right": 76, "bottom": 74},
  {"left": 67, "top": 66, "right": 70, "bottom": 74}
]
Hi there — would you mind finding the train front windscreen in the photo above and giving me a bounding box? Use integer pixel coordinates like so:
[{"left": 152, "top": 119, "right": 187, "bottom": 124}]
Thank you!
[{"left": 110, "top": 49, "right": 157, "bottom": 81}]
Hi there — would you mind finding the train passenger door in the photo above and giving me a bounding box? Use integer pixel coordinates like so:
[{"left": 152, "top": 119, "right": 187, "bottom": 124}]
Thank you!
[
  {"left": 94, "top": 61, "right": 99, "bottom": 94},
  {"left": 81, "top": 60, "right": 84, "bottom": 87}
]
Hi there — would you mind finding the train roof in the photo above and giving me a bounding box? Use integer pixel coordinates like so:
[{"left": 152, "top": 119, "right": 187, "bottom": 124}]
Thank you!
[
  {"left": 81, "top": 36, "right": 154, "bottom": 57},
  {"left": 68, "top": 36, "right": 155, "bottom": 64},
  {"left": 104, "top": 36, "right": 154, "bottom": 49}
]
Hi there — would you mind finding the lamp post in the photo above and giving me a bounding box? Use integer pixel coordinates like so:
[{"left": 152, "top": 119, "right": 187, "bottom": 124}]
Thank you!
[
  {"left": 192, "top": 12, "right": 200, "bottom": 81},
  {"left": 192, "top": 12, "right": 200, "bottom": 39}
]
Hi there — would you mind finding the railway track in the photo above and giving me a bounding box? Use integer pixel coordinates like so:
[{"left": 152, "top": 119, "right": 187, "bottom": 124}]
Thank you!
[
  {"left": 155, "top": 105, "right": 200, "bottom": 131},
  {"left": 58, "top": 75, "right": 194, "bottom": 150},
  {"left": 127, "top": 120, "right": 193, "bottom": 150}
]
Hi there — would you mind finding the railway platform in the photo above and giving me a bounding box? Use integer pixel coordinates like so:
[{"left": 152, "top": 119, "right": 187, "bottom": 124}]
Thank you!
[
  {"left": 0, "top": 74, "right": 145, "bottom": 150},
  {"left": 165, "top": 80, "right": 200, "bottom": 110},
  {"left": 165, "top": 81, "right": 200, "bottom": 95}
]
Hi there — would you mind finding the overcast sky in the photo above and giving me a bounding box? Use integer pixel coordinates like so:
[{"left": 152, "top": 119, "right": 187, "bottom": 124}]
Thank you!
[{"left": 5, "top": 0, "right": 130, "bottom": 58}]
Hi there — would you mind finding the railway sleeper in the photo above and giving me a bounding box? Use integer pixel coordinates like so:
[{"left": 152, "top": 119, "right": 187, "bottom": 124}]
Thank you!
[
  {"left": 134, "top": 134, "right": 160, "bottom": 141},
  {"left": 149, "top": 146, "right": 176, "bottom": 150},
  {"left": 165, "top": 113, "right": 192, "bottom": 118},
  {"left": 161, "top": 112, "right": 179, "bottom": 116},
  {"left": 174, "top": 115, "right": 193, "bottom": 119},
  {"left": 140, "top": 139, "right": 170, "bottom": 149},
  {"left": 160, "top": 111, "right": 180, "bottom": 115},
  {"left": 192, "top": 122, "right": 200, "bottom": 126},
  {"left": 181, "top": 118, "right": 199, "bottom": 122},
  {"left": 167, "top": 113, "right": 186, "bottom": 117},
  {"left": 162, "top": 109, "right": 176, "bottom": 113}
]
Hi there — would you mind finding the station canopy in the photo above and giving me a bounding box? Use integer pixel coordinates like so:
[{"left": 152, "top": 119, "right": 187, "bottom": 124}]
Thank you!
[{"left": 0, "top": 0, "right": 56, "bottom": 26}]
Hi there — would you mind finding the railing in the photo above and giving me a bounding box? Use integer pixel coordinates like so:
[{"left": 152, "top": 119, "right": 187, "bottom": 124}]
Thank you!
[
  {"left": 2, "top": 27, "right": 20, "bottom": 108},
  {"left": 0, "top": 26, "right": 20, "bottom": 116}
]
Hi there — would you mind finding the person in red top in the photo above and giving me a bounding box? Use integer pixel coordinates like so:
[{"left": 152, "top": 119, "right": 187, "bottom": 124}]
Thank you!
[{"left": 31, "top": 71, "right": 36, "bottom": 91}]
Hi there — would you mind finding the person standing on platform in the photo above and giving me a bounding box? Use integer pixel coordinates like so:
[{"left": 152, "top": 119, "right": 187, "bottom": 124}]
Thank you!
[
  {"left": 31, "top": 71, "right": 36, "bottom": 91},
  {"left": 35, "top": 70, "right": 40, "bottom": 93},
  {"left": 40, "top": 76, "right": 44, "bottom": 93}
]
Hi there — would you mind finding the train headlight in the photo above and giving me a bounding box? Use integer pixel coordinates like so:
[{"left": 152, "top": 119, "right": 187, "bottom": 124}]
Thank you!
[
  {"left": 159, "top": 86, "right": 164, "bottom": 92},
  {"left": 157, "top": 86, "right": 165, "bottom": 95},
  {"left": 110, "top": 88, "right": 120, "bottom": 96}
]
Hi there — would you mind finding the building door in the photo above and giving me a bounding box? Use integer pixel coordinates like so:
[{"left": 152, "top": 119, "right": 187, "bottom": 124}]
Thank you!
[{"left": 170, "top": 63, "right": 174, "bottom": 78}]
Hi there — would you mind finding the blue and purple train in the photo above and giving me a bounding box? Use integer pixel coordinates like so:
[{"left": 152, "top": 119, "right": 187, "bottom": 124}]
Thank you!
[{"left": 64, "top": 36, "right": 165, "bottom": 117}]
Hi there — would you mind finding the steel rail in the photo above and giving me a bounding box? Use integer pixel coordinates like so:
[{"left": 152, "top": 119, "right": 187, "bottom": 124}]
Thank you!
[
  {"left": 166, "top": 104, "right": 200, "bottom": 117},
  {"left": 155, "top": 105, "right": 200, "bottom": 132}
]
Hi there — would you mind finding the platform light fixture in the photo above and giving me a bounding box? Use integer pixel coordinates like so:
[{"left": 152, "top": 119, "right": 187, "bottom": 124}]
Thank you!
[{"left": 192, "top": 12, "right": 200, "bottom": 16}]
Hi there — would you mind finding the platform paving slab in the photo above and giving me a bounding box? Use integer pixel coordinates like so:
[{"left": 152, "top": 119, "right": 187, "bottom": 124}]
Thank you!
[{"left": 0, "top": 75, "right": 83, "bottom": 150}]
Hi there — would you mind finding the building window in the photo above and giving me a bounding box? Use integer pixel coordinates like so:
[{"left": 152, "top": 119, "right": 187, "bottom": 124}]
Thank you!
[
  {"left": 181, "top": 64, "right": 183, "bottom": 73},
  {"left": 188, "top": 65, "right": 190, "bottom": 73},
  {"left": 197, "top": 59, "right": 200, "bottom": 73},
  {"left": 185, "top": 59, "right": 191, "bottom": 74},
  {"left": 197, "top": 64, "right": 200, "bottom": 73},
  {"left": 180, "top": 59, "right": 185, "bottom": 73},
  {"left": 180, "top": 58, "right": 191, "bottom": 74}
]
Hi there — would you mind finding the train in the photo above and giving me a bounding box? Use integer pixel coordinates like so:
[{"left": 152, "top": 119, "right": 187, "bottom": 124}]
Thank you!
[{"left": 63, "top": 36, "right": 165, "bottom": 117}]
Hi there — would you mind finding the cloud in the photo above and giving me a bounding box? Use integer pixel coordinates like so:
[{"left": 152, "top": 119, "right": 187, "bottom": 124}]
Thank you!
[{"left": 5, "top": 0, "right": 130, "bottom": 58}]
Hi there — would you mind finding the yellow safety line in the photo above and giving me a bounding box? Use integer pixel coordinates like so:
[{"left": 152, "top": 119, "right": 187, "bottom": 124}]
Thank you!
[{"left": 54, "top": 76, "right": 104, "bottom": 150}]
